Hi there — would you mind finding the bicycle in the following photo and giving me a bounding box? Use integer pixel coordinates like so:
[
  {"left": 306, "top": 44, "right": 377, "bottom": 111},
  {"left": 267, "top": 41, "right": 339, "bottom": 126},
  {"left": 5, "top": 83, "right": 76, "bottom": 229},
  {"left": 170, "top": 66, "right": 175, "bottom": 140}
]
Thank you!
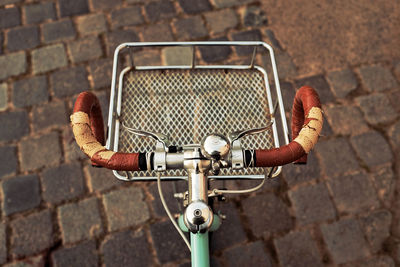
[{"left": 70, "top": 41, "right": 323, "bottom": 266}]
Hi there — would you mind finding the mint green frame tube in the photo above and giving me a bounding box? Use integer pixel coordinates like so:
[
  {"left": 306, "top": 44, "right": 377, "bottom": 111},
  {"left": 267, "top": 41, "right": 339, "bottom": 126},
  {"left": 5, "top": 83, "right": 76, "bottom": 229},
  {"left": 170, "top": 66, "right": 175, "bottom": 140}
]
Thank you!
[{"left": 190, "top": 232, "right": 210, "bottom": 267}]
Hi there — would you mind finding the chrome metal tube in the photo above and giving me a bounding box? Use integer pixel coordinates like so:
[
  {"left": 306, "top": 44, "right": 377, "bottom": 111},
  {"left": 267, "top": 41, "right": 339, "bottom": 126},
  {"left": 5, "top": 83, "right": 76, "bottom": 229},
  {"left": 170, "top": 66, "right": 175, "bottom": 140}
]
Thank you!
[{"left": 188, "top": 171, "right": 208, "bottom": 203}]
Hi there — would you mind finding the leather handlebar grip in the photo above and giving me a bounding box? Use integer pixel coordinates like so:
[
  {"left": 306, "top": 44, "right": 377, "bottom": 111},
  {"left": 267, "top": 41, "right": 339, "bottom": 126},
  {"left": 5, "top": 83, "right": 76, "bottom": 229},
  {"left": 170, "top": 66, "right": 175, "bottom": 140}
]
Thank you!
[
  {"left": 255, "top": 86, "right": 323, "bottom": 167},
  {"left": 70, "top": 91, "right": 140, "bottom": 171}
]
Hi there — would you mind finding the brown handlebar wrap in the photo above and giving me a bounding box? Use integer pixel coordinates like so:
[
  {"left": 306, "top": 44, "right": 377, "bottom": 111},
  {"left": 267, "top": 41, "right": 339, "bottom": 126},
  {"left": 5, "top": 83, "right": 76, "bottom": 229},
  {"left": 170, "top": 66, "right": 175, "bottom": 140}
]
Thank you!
[
  {"left": 71, "top": 92, "right": 140, "bottom": 171},
  {"left": 255, "top": 86, "right": 323, "bottom": 167}
]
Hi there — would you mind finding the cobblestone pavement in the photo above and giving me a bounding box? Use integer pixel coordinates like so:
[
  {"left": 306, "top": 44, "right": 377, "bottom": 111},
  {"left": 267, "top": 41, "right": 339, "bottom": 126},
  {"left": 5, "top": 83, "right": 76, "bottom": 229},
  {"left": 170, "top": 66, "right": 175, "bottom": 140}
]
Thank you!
[{"left": 0, "top": 0, "right": 399, "bottom": 266}]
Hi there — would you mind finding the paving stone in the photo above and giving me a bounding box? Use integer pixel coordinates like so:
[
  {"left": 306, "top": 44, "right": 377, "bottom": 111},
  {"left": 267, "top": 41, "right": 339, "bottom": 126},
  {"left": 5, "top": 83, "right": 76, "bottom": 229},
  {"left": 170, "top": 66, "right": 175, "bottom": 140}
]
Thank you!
[
  {"left": 42, "top": 19, "right": 76, "bottom": 44},
  {"left": 173, "top": 16, "right": 208, "bottom": 40},
  {"left": 361, "top": 210, "right": 392, "bottom": 253},
  {"left": 19, "top": 132, "right": 62, "bottom": 171},
  {"left": 41, "top": 163, "right": 85, "bottom": 204},
  {"left": 274, "top": 230, "right": 323, "bottom": 267},
  {"left": 32, "top": 44, "right": 68, "bottom": 74},
  {"left": 288, "top": 183, "right": 336, "bottom": 225},
  {"left": 282, "top": 152, "right": 321, "bottom": 186},
  {"left": 204, "top": 9, "right": 238, "bottom": 35},
  {"left": 327, "top": 69, "right": 358, "bottom": 98},
  {"left": 0, "top": 51, "right": 26, "bottom": 80},
  {"left": 102, "top": 186, "right": 150, "bottom": 231},
  {"left": 125, "top": 0, "right": 143, "bottom": 3},
  {"left": 345, "top": 255, "right": 395, "bottom": 267},
  {"left": 350, "top": 131, "right": 393, "bottom": 168},
  {"left": 85, "top": 166, "right": 124, "bottom": 192},
  {"left": 314, "top": 137, "right": 360, "bottom": 177},
  {"left": 90, "top": 0, "right": 122, "bottom": 10},
  {"left": 2, "top": 174, "right": 40, "bottom": 216},
  {"left": 222, "top": 241, "right": 272, "bottom": 267},
  {"left": 51, "top": 66, "right": 89, "bottom": 97},
  {"left": 105, "top": 30, "right": 140, "bottom": 56},
  {"left": 242, "top": 193, "right": 293, "bottom": 237},
  {"left": 33, "top": 101, "right": 68, "bottom": 131},
  {"left": 388, "top": 120, "right": 400, "bottom": 148},
  {"left": 232, "top": 29, "right": 262, "bottom": 55},
  {"left": 58, "top": 197, "right": 103, "bottom": 244},
  {"left": 0, "top": 110, "right": 29, "bottom": 142},
  {"left": 68, "top": 36, "right": 103, "bottom": 63},
  {"left": 358, "top": 65, "right": 398, "bottom": 92},
  {"left": 102, "top": 230, "right": 152, "bottom": 267},
  {"left": 51, "top": 240, "right": 98, "bottom": 267},
  {"left": 324, "top": 105, "right": 369, "bottom": 135},
  {"left": 210, "top": 202, "right": 247, "bottom": 251},
  {"left": 199, "top": 37, "right": 232, "bottom": 63},
  {"left": 162, "top": 46, "right": 192, "bottom": 65},
  {"left": 76, "top": 13, "right": 107, "bottom": 35},
  {"left": 145, "top": 0, "right": 176, "bottom": 22},
  {"left": 355, "top": 93, "right": 397, "bottom": 125},
  {"left": 59, "top": 0, "right": 89, "bottom": 17},
  {"left": 295, "top": 75, "right": 335, "bottom": 104},
  {"left": 0, "top": 145, "right": 17, "bottom": 178},
  {"left": 179, "top": 0, "right": 211, "bottom": 14},
  {"left": 10, "top": 210, "right": 53, "bottom": 258},
  {"left": 141, "top": 23, "right": 174, "bottom": 42},
  {"left": 321, "top": 218, "right": 370, "bottom": 264},
  {"left": 0, "top": 222, "right": 5, "bottom": 264},
  {"left": 0, "top": 7, "right": 20, "bottom": 29},
  {"left": 150, "top": 220, "right": 190, "bottom": 264},
  {"left": 328, "top": 172, "right": 379, "bottom": 214},
  {"left": 12, "top": 76, "right": 48, "bottom": 108},
  {"left": 243, "top": 5, "right": 268, "bottom": 27},
  {"left": 7, "top": 26, "right": 40, "bottom": 51},
  {"left": 0, "top": 83, "right": 6, "bottom": 111},
  {"left": 24, "top": 2, "right": 56, "bottom": 24},
  {"left": 110, "top": 6, "right": 144, "bottom": 29},
  {"left": 371, "top": 166, "right": 395, "bottom": 206}
]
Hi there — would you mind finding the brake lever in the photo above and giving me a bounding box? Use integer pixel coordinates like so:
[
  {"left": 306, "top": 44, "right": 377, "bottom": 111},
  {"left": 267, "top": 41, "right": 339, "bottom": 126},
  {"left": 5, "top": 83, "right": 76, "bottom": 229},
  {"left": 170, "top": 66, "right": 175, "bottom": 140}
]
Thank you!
[
  {"left": 122, "top": 123, "right": 170, "bottom": 151},
  {"left": 228, "top": 118, "right": 275, "bottom": 144}
]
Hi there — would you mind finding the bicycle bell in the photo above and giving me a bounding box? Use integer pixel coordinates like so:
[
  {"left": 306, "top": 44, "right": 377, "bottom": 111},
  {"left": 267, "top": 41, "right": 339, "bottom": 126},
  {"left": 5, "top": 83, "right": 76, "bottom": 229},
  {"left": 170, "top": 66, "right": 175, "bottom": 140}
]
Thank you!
[{"left": 200, "top": 133, "right": 230, "bottom": 160}]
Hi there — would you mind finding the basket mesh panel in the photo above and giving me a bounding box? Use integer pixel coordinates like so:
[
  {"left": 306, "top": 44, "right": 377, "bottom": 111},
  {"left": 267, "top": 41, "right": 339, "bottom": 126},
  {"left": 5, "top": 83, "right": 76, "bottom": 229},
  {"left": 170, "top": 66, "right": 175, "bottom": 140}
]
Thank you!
[{"left": 116, "top": 69, "right": 274, "bottom": 178}]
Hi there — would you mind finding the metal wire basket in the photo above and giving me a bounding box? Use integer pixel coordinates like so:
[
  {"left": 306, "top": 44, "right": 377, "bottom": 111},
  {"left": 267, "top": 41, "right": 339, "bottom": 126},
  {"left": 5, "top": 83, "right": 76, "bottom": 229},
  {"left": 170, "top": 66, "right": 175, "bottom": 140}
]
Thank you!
[{"left": 106, "top": 42, "right": 289, "bottom": 181}]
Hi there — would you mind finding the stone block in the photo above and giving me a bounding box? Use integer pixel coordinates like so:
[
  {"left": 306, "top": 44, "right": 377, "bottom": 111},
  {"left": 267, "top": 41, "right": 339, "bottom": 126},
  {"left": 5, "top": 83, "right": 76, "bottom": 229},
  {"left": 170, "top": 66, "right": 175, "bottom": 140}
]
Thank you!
[
  {"left": 288, "top": 183, "right": 336, "bottom": 225},
  {"left": 0, "top": 110, "right": 29, "bottom": 142},
  {"left": 24, "top": 2, "right": 56, "bottom": 24},
  {"left": 7, "top": 26, "right": 40, "bottom": 51},
  {"left": 59, "top": 0, "right": 89, "bottom": 17},
  {"left": 32, "top": 44, "right": 68, "bottom": 74},
  {"left": 2, "top": 175, "right": 41, "bottom": 215},
  {"left": 58, "top": 197, "right": 104, "bottom": 244},
  {"left": 355, "top": 93, "right": 397, "bottom": 125},
  {"left": 222, "top": 241, "right": 272, "bottom": 267},
  {"left": 32, "top": 101, "right": 68, "bottom": 131},
  {"left": 102, "top": 186, "right": 150, "bottom": 231},
  {"left": 173, "top": 16, "right": 208, "bottom": 40},
  {"left": 110, "top": 6, "right": 144, "bottom": 29},
  {"left": 0, "top": 145, "right": 17, "bottom": 178},
  {"left": 361, "top": 210, "right": 392, "bottom": 253},
  {"left": 10, "top": 210, "right": 53, "bottom": 258},
  {"left": 68, "top": 36, "right": 103, "bottom": 63},
  {"left": 76, "top": 13, "right": 107, "bottom": 35},
  {"left": 321, "top": 218, "right": 370, "bottom": 264},
  {"left": 0, "top": 52, "right": 26, "bottom": 80},
  {"left": 295, "top": 75, "right": 335, "bottom": 103},
  {"left": 358, "top": 65, "right": 398, "bottom": 92},
  {"left": 145, "top": 0, "right": 176, "bottom": 22},
  {"left": 0, "top": 7, "right": 20, "bottom": 29},
  {"left": 19, "top": 132, "right": 62, "bottom": 171},
  {"left": 327, "top": 69, "right": 358, "bottom": 98},
  {"left": 178, "top": 0, "right": 212, "bottom": 14},
  {"left": 204, "top": 9, "right": 238, "bottom": 34},
  {"left": 41, "top": 163, "right": 85, "bottom": 204},
  {"left": 42, "top": 19, "right": 76, "bottom": 43},
  {"left": 328, "top": 172, "right": 379, "bottom": 214},
  {"left": 12, "top": 76, "right": 48, "bottom": 108},
  {"left": 50, "top": 66, "right": 89, "bottom": 97},
  {"left": 51, "top": 240, "right": 98, "bottom": 267},
  {"left": 324, "top": 105, "right": 369, "bottom": 135}
]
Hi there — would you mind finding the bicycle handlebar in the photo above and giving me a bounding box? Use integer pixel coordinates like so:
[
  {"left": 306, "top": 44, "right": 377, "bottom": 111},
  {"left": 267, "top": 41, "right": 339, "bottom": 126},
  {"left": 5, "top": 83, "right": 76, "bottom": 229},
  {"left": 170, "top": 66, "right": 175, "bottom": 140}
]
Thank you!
[
  {"left": 71, "top": 86, "right": 322, "bottom": 171},
  {"left": 70, "top": 92, "right": 141, "bottom": 171},
  {"left": 254, "top": 85, "right": 323, "bottom": 166}
]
